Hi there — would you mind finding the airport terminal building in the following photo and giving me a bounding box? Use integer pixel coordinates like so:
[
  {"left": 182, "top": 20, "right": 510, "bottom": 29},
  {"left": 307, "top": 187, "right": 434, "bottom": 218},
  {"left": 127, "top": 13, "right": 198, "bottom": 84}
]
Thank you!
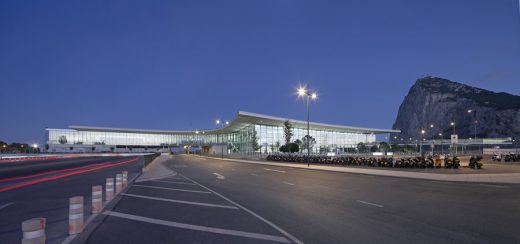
[{"left": 45, "top": 111, "right": 399, "bottom": 154}]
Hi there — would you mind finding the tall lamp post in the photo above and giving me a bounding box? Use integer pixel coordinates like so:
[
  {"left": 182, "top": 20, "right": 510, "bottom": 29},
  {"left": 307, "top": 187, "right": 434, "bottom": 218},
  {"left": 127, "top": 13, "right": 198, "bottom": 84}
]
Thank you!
[
  {"left": 216, "top": 120, "right": 229, "bottom": 159},
  {"left": 439, "top": 133, "right": 444, "bottom": 155},
  {"left": 430, "top": 124, "right": 434, "bottom": 154},
  {"left": 420, "top": 129, "right": 426, "bottom": 156},
  {"left": 468, "top": 109, "right": 479, "bottom": 152},
  {"left": 297, "top": 86, "right": 318, "bottom": 163},
  {"left": 451, "top": 121, "right": 457, "bottom": 154}
]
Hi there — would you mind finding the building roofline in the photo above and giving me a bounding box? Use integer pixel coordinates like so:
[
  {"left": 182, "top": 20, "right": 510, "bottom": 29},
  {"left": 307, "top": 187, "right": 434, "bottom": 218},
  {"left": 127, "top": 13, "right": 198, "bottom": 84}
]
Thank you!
[{"left": 45, "top": 110, "right": 399, "bottom": 135}]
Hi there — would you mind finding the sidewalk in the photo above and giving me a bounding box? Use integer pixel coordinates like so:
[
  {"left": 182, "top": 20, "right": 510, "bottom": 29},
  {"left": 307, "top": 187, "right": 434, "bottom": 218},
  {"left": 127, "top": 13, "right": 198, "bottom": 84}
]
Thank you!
[
  {"left": 136, "top": 155, "right": 177, "bottom": 182},
  {"left": 196, "top": 155, "right": 520, "bottom": 184}
]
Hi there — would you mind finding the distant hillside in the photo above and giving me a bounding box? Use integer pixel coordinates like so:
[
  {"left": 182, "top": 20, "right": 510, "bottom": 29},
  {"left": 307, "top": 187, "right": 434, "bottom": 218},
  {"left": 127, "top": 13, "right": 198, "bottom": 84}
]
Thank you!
[{"left": 392, "top": 76, "right": 520, "bottom": 143}]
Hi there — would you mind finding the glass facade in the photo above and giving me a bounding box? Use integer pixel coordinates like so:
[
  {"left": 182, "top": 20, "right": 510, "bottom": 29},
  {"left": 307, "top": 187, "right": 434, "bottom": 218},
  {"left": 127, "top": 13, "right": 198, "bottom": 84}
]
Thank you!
[{"left": 47, "top": 123, "right": 376, "bottom": 154}]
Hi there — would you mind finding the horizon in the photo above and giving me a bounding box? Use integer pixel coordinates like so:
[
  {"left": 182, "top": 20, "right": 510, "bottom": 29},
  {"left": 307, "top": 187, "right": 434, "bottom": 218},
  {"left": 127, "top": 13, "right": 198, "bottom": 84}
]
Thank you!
[{"left": 1, "top": 0, "right": 520, "bottom": 144}]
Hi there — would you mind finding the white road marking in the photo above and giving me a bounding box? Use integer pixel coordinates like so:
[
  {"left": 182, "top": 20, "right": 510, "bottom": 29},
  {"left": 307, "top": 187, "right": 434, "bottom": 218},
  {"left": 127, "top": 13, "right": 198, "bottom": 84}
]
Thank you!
[
  {"left": 213, "top": 173, "right": 225, "bottom": 180},
  {"left": 121, "top": 193, "right": 238, "bottom": 209},
  {"left": 231, "top": 168, "right": 236, "bottom": 171},
  {"left": 283, "top": 182, "right": 295, "bottom": 186},
  {"left": 104, "top": 211, "right": 290, "bottom": 243},
  {"left": 132, "top": 184, "right": 212, "bottom": 194},
  {"left": 479, "top": 184, "right": 511, "bottom": 189},
  {"left": 178, "top": 173, "right": 304, "bottom": 244},
  {"left": 151, "top": 180, "right": 197, "bottom": 185},
  {"left": 0, "top": 202, "right": 15, "bottom": 211},
  {"left": 357, "top": 200, "right": 384, "bottom": 208},
  {"left": 264, "top": 168, "right": 286, "bottom": 173},
  {"left": 250, "top": 173, "right": 258, "bottom": 176}
]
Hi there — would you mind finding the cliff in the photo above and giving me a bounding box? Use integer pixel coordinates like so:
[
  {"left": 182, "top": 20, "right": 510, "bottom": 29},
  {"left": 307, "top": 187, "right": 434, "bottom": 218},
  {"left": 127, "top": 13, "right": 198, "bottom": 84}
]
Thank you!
[{"left": 392, "top": 76, "right": 520, "bottom": 143}]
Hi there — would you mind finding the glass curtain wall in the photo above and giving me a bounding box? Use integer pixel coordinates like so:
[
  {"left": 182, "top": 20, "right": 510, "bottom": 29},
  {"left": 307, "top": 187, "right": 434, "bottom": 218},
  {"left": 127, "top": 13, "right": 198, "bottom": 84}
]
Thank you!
[{"left": 47, "top": 125, "right": 376, "bottom": 154}]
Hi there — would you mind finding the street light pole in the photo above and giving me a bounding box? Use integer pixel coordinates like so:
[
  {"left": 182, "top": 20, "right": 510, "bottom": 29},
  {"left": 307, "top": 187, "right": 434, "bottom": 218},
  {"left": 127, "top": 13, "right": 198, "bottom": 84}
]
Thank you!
[
  {"left": 216, "top": 120, "right": 229, "bottom": 160},
  {"left": 306, "top": 95, "right": 310, "bottom": 158},
  {"left": 420, "top": 129, "right": 425, "bottom": 156},
  {"left": 297, "top": 86, "right": 317, "bottom": 167}
]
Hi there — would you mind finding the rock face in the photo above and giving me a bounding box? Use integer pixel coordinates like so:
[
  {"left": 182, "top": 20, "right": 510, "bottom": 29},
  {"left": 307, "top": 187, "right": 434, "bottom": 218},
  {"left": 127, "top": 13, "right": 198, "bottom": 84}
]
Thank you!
[{"left": 392, "top": 76, "right": 520, "bottom": 144}]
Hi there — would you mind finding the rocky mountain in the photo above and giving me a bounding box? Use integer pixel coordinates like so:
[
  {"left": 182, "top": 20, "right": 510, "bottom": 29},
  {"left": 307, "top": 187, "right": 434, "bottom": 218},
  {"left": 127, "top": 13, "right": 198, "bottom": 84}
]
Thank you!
[{"left": 392, "top": 76, "right": 520, "bottom": 144}]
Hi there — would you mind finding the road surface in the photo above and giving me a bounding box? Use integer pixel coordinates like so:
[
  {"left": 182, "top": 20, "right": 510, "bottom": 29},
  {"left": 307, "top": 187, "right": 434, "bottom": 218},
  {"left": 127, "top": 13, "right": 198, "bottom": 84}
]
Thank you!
[
  {"left": 0, "top": 156, "right": 143, "bottom": 244},
  {"left": 83, "top": 155, "right": 520, "bottom": 243}
]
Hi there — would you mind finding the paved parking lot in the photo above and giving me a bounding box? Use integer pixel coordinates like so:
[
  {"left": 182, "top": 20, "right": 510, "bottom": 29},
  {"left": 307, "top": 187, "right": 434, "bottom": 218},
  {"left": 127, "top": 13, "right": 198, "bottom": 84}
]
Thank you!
[{"left": 84, "top": 173, "right": 301, "bottom": 244}]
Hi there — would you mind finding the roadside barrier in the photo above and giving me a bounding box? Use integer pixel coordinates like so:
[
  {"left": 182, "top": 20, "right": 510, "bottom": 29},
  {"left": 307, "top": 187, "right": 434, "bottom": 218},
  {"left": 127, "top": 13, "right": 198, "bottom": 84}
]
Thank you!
[
  {"left": 122, "top": 171, "right": 128, "bottom": 188},
  {"left": 115, "top": 174, "right": 122, "bottom": 194},
  {"left": 106, "top": 178, "right": 114, "bottom": 202},
  {"left": 21, "top": 218, "right": 46, "bottom": 244},
  {"left": 92, "top": 185, "right": 103, "bottom": 214},
  {"left": 143, "top": 153, "right": 161, "bottom": 167},
  {"left": 68, "top": 196, "right": 84, "bottom": 235}
]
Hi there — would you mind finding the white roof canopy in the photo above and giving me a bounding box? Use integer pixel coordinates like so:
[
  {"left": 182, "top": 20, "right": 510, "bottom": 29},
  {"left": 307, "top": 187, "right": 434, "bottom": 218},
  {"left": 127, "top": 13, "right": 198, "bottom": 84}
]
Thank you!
[{"left": 62, "top": 111, "right": 399, "bottom": 135}]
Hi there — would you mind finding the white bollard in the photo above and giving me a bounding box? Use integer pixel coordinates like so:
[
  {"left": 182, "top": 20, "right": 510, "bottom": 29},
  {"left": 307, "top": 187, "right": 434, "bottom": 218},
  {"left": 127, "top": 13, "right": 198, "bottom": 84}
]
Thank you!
[
  {"left": 115, "top": 174, "right": 122, "bottom": 194},
  {"left": 21, "top": 218, "right": 46, "bottom": 244},
  {"left": 106, "top": 178, "right": 114, "bottom": 203},
  {"left": 122, "top": 171, "right": 128, "bottom": 188},
  {"left": 68, "top": 196, "right": 84, "bottom": 235},
  {"left": 92, "top": 185, "right": 103, "bottom": 214}
]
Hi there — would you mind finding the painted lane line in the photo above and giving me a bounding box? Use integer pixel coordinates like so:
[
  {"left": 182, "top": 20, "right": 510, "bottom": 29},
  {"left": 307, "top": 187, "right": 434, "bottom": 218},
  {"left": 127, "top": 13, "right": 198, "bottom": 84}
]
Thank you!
[
  {"left": 283, "top": 181, "right": 295, "bottom": 186},
  {"left": 250, "top": 173, "right": 258, "bottom": 176},
  {"left": 357, "top": 200, "right": 384, "bottom": 208},
  {"left": 231, "top": 168, "right": 236, "bottom": 171},
  {"left": 479, "top": 184, "right": 511, "bottom": 189},
  {"left": 132, "top": 184, "right": 212, "bottom": 194},
  {"left": 264, "top": 168, "right": 286, "bottom": 173},
  {"left": 151, "top": 180, "right": 197, "bottom": 185},
  {"left": 213, "top": 173, "right": 225, "bottom": 180},
  {"left": 104, "top": 211, "right": 290, "bottom": 243},
  {"left": 0, "top": 201, "right": 15, "bottom": 211},
  {"left": 177, "top": 173, "right": 304, "bottom": 244},
  {"left": 121, "top": 193, "right": 238, "bottom": 209}
]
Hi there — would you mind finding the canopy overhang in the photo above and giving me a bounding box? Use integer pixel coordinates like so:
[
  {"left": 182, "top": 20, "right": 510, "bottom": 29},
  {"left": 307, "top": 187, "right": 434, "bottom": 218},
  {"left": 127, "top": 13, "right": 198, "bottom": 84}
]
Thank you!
[{"left": 63, "top": 111, "right": 400, "bottom": 135}]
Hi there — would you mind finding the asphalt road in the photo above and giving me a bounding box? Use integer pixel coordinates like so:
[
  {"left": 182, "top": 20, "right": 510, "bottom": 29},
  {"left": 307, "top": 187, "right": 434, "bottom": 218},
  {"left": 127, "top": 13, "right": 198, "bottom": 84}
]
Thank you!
[
  {"left": 83, "top": 155, "right": 520, "bottom": 244},
  {"left": 0, "top": 156, "right": 144, "bottom": 244}
]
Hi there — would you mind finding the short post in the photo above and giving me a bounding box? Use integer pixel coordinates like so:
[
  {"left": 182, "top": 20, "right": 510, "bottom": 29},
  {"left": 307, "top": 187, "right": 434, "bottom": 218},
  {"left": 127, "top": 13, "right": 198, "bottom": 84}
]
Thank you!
[
  {"left": 91, "top": 185, "right": 103, "bottom": 214},
  {"left": 68, "top": 196, "right": 84, "bottom": 235},
  {"left": 115, "top": 174, "right": 122, "bottom": 194},
  {"left": 21, "top": 218, "right": 46, "bottom": 244},
  {"left": 122, "top": 171, "right": 128, "bottom": 188},
  {"left": 106, "top": 178, "right": 114, "bottom": 202}
]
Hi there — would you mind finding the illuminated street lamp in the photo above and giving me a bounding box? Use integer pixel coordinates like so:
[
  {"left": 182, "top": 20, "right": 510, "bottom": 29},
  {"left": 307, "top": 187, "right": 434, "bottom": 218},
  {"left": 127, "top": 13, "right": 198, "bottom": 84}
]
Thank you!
[
  {"left": 297, "top": 86, "right": 318, "bottom": 164},
  {"left": 450, "top": 122, "right": 456, "bottom": 135},
  {"left": 468, "top": 109, "right": 478, "bottom": 151},
  {"left": 216, "top": 120, "right": 229, "bottom": 159},
  {"left": 420, "top": 129, "right": 426, "bottom": 155}
]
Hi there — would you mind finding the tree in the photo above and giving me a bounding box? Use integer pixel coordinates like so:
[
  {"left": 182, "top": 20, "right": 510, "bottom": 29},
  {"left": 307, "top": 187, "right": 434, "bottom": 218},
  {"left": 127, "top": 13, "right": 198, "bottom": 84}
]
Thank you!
[
  {"left": 294, "top": 139, "right": 303, "bottom": 152},
  {"left": 370, "top": 145, "right": 378, "bottom": 152},
  {"left": 283, "top": 120, "right": 293, "bottom": 145},
  {"left": 280, "top": 143, "right": 299, "bottom": 153},
  {"left": 275, "top": 141, "right": 281, "bottom": 152},
  {"left": 251, "top": 128, "right": 261, "bottom": 152},
  {"left": 379, "top": 142, "right": 389, "bottom": 152},
  {"left": 59, "top": 136, "right": 67, "bottom": 144},
  {"left": 288, "top": 143, "right": 299, "bottom": 153},
  {"left": 357, "top": 142, "right": 367, "bottom": 153},
  {"left": 301, "top": 135, "right": 316, "bottom": 153}
]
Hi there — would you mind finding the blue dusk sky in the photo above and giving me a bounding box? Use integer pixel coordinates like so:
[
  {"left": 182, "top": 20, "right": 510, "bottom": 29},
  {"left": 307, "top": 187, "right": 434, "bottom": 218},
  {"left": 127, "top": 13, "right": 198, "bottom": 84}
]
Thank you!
[{"left": 1, "top": 0, "right": 519, "bottom": 144}]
